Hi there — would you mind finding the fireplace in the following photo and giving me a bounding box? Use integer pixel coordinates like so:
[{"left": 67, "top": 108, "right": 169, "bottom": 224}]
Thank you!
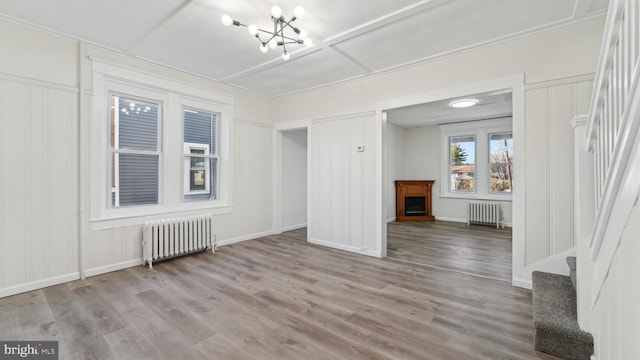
[
  {"left": 404, "top": 196, "right": 426, "bottom": 216},
  {"left": 395, "top": 180, "right": 435, "bottom": 221}
]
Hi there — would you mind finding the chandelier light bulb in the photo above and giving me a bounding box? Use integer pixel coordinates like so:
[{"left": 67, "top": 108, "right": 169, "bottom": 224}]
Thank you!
[
  {"left": 247, "top": 24, "right": 258, "bottom": 36},
  {"left": 224, "top": 5, "right": 312, "bottom": 61},
  {"left": 271, "top": 6, "right": 282, "bottom": 19},
  {"left": 221, "top": 14, "right": 233, "bottom": 26}
]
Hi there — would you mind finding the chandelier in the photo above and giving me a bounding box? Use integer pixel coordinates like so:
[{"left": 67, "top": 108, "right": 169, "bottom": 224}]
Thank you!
[{"left": 221, "top": 6, "right": 313, "bottom": 61}]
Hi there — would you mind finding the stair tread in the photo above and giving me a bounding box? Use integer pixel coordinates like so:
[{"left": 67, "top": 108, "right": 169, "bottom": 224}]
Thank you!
[{"left": 532, "top": 271, "right": 593, "bottom": 359}]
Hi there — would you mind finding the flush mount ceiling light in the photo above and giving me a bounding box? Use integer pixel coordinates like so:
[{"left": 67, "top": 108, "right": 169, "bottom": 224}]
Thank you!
[
  {"left": 221, "top": 5, "right": 313, "bottom": 61},
  {"left": 449, "top": 99, "right": 479, "bottom": 108}
]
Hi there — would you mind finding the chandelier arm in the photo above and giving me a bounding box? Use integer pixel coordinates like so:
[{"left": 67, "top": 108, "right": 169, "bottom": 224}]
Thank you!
[{"left": 280, "top": 20, "right": 287, "bottom": 54}]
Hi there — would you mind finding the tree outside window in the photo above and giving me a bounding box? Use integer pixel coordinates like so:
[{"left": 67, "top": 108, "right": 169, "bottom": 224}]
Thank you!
[
  {"left": 449, "top": 136, "right": 475, "bottom": 192},
  {"left": 489, "top": 132, "right": 513, "bottom": 193}
]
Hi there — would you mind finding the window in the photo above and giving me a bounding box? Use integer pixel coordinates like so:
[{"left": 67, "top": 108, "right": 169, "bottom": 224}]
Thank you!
[
  {"left": 489, "top": 132, "right": 513, "bottom": 193},
  {"left": 91, "top": 60, "right": 234, "bottom": 228},
  {"left": 110, "top": 94, "right": 161, "bottom": 207},
  {"left": 183, "top": 107, "right": 218, "bottom": 201},
  {"left": 449, "top": 135, "right": 475, "bottom": 193},
  {"left": 440, "top": 118, "right": 512, "bottom": 200}
]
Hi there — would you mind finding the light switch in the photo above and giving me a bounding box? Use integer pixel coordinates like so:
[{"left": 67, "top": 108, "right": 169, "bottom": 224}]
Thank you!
[{"left": 357, "top": 145, "right": 365, "bottom": 152}]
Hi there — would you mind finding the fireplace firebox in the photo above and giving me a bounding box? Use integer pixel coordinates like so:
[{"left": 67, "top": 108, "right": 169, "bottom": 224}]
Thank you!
[{"left": 395, "top": 180, "right": 435, "bottom": 221}]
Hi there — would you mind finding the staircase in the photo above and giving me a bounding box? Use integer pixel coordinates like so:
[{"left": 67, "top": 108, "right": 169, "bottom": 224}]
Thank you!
[{"left": 532, "top": 257, "right": 593, "bottom": 360}]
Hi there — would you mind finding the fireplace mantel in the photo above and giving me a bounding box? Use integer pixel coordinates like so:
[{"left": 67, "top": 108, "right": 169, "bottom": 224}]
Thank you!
[{"left": 395, "top": 180, "right": 435, "bottom": 222}]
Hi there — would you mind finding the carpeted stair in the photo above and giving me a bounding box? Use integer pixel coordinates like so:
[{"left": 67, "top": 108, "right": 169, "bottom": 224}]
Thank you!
[{"left": 532, "top": 257, "right": 593, "bottom": 360}]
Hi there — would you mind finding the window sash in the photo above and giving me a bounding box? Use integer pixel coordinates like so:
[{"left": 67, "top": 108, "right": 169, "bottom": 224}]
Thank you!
[
  {"left": 109, "top": 93, "right": 162, "bottom": 208},
  {"left": 183, "top": 107, "right": 219, "bottom": 201},
  {"left": 488, "top": 131, "right": 513, "bottom": 194},
  {"left": 449, "top": 135, "right": 476, "bottom": 193}
]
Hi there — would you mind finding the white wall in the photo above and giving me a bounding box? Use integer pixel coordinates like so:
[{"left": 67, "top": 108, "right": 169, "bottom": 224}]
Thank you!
[
  {"left": 272, "top": 17, "right": 604, "bottom": 280},
  {"left": 590, "top": 198, "right": 640, "bottom": 359},
  {"left": 309, "top": 113, "right": 378, "bottom": 256},
  {"left": 385, "top": 121, "right": 404, "bottom": 221},
  {"left": 281, "top": 129, "right": 307, "bottom": 230},
  {"left": 0, "top": 17, "right": 275, "bottom": 296},
  {"left": 215, "top": 120, "right": 273, "bottom": 246},
  {"left": 0, "top": 19, "right": 81, "bottom": 297},
  {"left": 523, "top": 80, "right": 593, "bottom": 266}
]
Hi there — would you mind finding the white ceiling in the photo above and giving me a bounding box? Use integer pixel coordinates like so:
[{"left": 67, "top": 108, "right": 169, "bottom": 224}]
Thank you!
[
  {"left": 0, "top": 0, "right": 608, "bottom": 97},
  {"left": 386, "top": 90, "right": 513, "bottom": 128}
]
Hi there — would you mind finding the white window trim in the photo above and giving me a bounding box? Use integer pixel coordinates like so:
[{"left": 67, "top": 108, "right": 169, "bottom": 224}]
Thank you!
[
  {"left": 440, "top": 118, "right": 512, "bottom": 201},
  {"left": 90, "top": 59, "right": 234, "bottom": 230}
]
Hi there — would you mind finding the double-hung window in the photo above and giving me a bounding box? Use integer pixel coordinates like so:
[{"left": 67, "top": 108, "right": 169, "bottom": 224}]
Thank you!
[
  {"left": 91, "top": 60, "right": 234, "bottom": 228},
  {"left": 183, "top": 107, "right": 219, "bottom": 201},
  {"left": 440, "top": 118, "right": 512, "bottom": 200},
  {"left": 110, "top": 94, "right": 161, "bottom": 208}
]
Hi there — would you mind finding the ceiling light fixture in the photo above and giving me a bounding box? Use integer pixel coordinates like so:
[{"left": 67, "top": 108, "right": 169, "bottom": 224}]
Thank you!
[
  {"left": 449, "top": 99, "right": 479, "bottom": 108},
  {"left": 221, "top": 6, "right": 313, "bottom": 61}
]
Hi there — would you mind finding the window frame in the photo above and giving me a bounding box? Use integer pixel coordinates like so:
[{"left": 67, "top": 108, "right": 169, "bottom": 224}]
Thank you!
[
  {"left": 440, "top": 118, "right": 512, "bottom": 201},
  {"left": 90, "top": 60, "right": 234, "bottom": 230},
  {"left": 448, "top": 135, "right": 477, "bottom": 194},
  {"left": 109, "top": 92, "right": 163, "bottom": 208},
  {"left": 181, "top": 101, "right": 222, "bottom": 202}
]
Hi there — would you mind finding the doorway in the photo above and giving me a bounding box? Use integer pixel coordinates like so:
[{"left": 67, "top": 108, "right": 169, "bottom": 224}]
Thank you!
[
  {"left": 281, "top": 129, "right": 308, "bottom": 232},
  {"left": 377, "top": 75, "right": 525, "bottom": 285}
]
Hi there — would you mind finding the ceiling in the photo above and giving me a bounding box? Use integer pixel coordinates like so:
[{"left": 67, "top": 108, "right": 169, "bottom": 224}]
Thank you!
[
  {"left": 0, "top": 0, "right": 608, "bottom": 97},
  {"left": 387, "top": 90, "right": 513, "bottom": 128}
]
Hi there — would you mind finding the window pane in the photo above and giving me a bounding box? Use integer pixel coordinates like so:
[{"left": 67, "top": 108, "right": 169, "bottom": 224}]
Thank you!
[
  {"left": 113, "top": 96, "right": 159, "bottom": 151},
  {"left": 489, "top": 132, "right": 513, "bottom": 193},
  {"left": 113, "top": 153, "right": 159, "bottom": 207},
  {"left": 184, "top": 109, "right": 216, "bottom": 150},
  {"left": 184, "top": 158, "right": 216, "bottom": 201},
  {"left": 110, "top": 94, "right": 160, "bottom": 208},
  {"left": 449, "top": 136, "right": 475, "bottom": 192}
]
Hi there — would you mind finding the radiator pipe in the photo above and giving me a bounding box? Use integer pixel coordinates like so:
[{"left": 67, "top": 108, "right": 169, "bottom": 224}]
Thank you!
[{"left": 77, "top": 40, "right": 86, "bottom": 279}]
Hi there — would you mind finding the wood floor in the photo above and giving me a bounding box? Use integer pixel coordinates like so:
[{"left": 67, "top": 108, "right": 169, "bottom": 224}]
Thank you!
[
  {"left": 387, "top": 221, "right": 512, "bottom": 281},
  {"left": 0, "top": 228, "right": 558, "bottom": 360}
]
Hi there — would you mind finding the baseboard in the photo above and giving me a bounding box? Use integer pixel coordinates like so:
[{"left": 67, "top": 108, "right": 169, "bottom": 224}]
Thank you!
[
  {"left": 85, "top": 259, "right": 143, "bottom": 278},
  {"left": 217, "top": 230, "right": 273, "bottom": 247},
  {"left": 387, "top": 216, "right": 396, "bottom": 223},
  {"left": 281, "top": 223, "right": 307, "bottom": 232},
  {"left": 434, "top": 216, "right": 513, "bottom": 228},
  {"left": 512, "top": 277, "right": 532, "bottom": 289},
  {"left": 309, "top": 238, "right": 382, "bottom": 258},
  {"left": 434, "top": 216, "right": 467, "bottom": 223},
  {"left": 0, "top": 272, "right": 81, "bottom": 298}
]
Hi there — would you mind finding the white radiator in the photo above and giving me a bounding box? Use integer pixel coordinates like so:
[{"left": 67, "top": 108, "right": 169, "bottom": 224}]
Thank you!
[
  {"left": 142, "top": 214, "right": 214, "bottom": 269},
  {"left": 467, "top": 201, "right": 503, "bottom": 228}
]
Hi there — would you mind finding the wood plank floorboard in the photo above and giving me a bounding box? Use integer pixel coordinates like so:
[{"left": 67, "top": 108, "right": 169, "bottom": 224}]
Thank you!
[
  {"left": 0, "top": 228, "right": 560, "bottom": 360},
  {"left": 387, "top": 221, "right": 513, "bottom": 281}
]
